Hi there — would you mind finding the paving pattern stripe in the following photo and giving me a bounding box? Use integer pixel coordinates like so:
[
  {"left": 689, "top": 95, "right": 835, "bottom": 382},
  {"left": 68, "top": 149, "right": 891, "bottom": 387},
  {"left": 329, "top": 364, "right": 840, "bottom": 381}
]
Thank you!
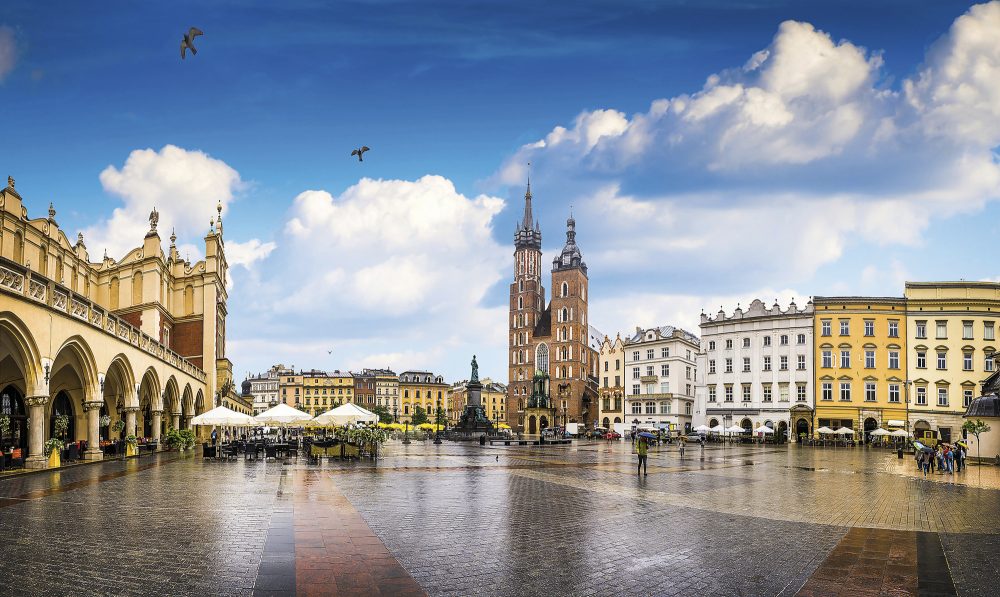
[
  {"left": 0, "top": 455, "right": 176, "bottom": 508},
  {"left": 289, "top": 469, "right": 426, "bottom": 597}
]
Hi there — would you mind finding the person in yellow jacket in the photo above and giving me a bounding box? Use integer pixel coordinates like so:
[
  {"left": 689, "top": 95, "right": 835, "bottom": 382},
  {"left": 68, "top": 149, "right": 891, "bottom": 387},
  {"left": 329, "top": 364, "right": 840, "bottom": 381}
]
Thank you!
[{"left": 636, "top": 437, "right": 649, "bottom": 476}]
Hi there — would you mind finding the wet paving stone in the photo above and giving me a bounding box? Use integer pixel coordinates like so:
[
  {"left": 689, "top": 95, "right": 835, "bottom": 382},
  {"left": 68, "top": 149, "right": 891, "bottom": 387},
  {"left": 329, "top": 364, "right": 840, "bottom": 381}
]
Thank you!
[{"left": 0, "top": 442, "right": 996, "bottom": 596}]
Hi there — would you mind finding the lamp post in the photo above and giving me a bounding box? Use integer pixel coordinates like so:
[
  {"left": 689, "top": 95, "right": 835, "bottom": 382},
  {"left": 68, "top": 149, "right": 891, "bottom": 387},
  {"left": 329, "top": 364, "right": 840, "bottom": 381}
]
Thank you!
[
  {"left": 393, "top": 405, "right": 398, "bottom": 423},
  {"left": 402, "top": 418, "right": 410, "bottom": 445}
]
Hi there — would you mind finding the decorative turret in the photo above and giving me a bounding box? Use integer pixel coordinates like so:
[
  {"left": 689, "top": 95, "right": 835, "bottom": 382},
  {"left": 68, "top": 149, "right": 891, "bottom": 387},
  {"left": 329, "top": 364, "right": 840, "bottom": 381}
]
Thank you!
[
  {"left": 552, "top": 211, "right": 587, "bottom": 275},
  {"left": 514, "top": 178, "right": 542, "bottom": 250}
]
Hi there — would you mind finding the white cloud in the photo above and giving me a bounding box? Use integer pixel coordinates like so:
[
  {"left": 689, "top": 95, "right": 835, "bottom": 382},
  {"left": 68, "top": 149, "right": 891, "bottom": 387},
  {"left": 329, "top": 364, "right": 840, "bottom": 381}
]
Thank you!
[
  {"left": 226, "top": 238, "right": 276, "bottom": 270},
  {"left": 85, "top": 145, "right": 245, "bottom": 260},
  {"left": 493, "top": 2, "right": 1000, "bottom": 293},
  {"left": 0, "top": 26, "right": 16, "bottom": 83}
]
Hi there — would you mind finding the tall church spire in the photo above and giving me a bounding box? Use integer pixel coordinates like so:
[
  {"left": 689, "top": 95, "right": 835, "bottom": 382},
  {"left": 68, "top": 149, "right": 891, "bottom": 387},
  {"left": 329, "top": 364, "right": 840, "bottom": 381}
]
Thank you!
[
  {"left": 514, "top": 169, "right": 541, "bottom": 251},
  {"left": 522, "top": 174, "right": 533, "bottom": 229}
]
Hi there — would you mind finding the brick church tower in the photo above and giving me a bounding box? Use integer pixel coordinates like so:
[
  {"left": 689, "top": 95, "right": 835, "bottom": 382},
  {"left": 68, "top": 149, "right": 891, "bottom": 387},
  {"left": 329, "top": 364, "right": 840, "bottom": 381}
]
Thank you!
[{"left": 507, "top": 179, "right": 597, "bottom": 434}]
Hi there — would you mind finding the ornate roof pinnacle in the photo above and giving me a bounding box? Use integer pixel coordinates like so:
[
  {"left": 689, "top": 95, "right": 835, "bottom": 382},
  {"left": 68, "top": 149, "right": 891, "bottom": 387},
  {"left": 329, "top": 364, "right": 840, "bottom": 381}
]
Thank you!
[
  {"left": 7, "top": 176, "right": 13, "bottom": 189},
  {"left": 170, "top": 227, "right": 177, "bottom": 246},
  {"left": 48, "top": 202, "right": 56, "bottom": 220}
]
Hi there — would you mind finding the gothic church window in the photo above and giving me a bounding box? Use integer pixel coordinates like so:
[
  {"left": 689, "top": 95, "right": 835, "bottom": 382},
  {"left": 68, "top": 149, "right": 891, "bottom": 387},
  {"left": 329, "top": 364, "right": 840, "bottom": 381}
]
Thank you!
[
  {"left": 561, "top": 282, "right": 568, "bottom": 297},
  {"left": 132, "top": 271, "right": 143, "bottom": 304},
  {"left": 536, "top": 343, "right": 549, "bottom": 374}
]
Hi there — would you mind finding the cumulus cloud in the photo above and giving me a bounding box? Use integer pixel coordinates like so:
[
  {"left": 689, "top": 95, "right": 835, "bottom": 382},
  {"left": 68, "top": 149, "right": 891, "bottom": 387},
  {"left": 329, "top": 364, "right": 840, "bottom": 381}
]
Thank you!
[
  {"left": 226, "top": 238, "right": 276, "bottom": 270},
  {"left": 85, "top": 145, "right": 246, "bottom": 260},
  {"left": 493, "top": 1, "right": 1000, "bottom": 300},
  {"left": 228, "top": 175, "right": 510, "bottom": 379},
  {"left": 0, "top": 26, "right": 16, "bottom": 82}
]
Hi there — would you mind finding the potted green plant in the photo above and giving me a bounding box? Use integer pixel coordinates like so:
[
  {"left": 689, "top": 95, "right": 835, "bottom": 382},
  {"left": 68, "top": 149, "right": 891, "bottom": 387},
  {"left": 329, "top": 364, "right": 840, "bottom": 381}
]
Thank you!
[
  {"left": 45, "top": 437, "right": 64, "bottom": 467},
  {"left": 99, "top": 414, "right": 111, "bottom": 428},
  {"left": 162, "top": 428, "right": 182, "bottom": 451},
  {"left": 54, "top": 414, "right": 69, "bottom": 439},
  {"left": 179, "top": 429, "right": 196, "bottom": 451},
  {"left": 124, "top": 434, "right": 138, "bottom": 457},
  {"left": 111, "top": 419, "right": 125, "bottom": 435}
]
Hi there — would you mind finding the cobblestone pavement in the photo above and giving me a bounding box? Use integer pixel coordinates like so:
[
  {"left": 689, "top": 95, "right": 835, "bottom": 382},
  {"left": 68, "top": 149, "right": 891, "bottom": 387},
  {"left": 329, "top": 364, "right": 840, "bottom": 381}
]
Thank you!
[{"left": 0, "top": 442, "right": 996, "bottom": 596}]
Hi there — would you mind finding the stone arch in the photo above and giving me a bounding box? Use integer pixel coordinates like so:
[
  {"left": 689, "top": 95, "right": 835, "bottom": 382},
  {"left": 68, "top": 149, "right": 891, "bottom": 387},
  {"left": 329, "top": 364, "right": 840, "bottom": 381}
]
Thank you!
[
  {"left": 105, "top": 354, "right": 137, "bottom": 402},
  {"left": 195, "top": 389, "right": 205, "bottom": 414},
  {"left": 164, "top": 376, "right": 181, "bottom": 415},
  {"left": 49, "top": 337, "right": 98, "bottom": 442},
  {"left": 138, "top": 367, "right": 161, "bottom": 410},
  {"left": 51, "top": 336, "right": 99, "bottom": 396},
  {"left": 0, "top": 311, "right": 43, "bottom": 396},
  {"left": 182, "top": 384, "right": 194, "bottom": 416}
]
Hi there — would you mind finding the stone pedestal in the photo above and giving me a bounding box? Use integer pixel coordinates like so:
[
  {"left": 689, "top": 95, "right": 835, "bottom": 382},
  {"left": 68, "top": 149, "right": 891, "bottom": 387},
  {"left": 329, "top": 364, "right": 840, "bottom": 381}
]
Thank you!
[
  {"left": 25, "top": 395, "right": 50, "bottom": 469},
  {"left": 450, "top": 380, "right": 494, "bottom": 440},
  {"left": 83, "top": 401, "right": 104, "bottom": 460}
]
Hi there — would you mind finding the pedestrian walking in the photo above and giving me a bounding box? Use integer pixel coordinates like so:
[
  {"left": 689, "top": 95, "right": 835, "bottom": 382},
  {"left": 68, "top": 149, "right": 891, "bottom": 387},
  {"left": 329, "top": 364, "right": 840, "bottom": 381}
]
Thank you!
[
  {"left": 636, "top": 437, "right": 649, "bottom": 476},
  {"left": 679, "top": 440, "right": 686, "bottom": 457},
  {"left": 945, "top": 446, "right": 954, "bottom": 473},
  {"left": 958, "top": 445, "right": 966, "bottom": 472}
]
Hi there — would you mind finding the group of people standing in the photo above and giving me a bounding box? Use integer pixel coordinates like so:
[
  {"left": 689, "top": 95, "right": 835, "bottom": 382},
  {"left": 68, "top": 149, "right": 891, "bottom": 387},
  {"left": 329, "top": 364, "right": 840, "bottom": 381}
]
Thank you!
[{"left": 916, "top": 443, "right": 966, "bottom": 476}]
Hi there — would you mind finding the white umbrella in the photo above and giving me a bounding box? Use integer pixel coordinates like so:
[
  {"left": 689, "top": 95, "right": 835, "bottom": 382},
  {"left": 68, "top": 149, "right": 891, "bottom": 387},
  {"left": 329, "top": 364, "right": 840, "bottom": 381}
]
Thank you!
[
  {"left": 313, "top": 402, "right": 378, "bottom": 426},
  {"left": 190, "top": 405, "right": 260, "bottom": 427},
  {"left": 869, "top": 428, "right": 890, "bottom": 436},
  {"left": 725, "top": 424, "right": 746, "bottom": 433},
  {"left": 890, "top": 429, "right": 911, "bottom": 437},
  {"left": 255, "top": 403, "right": 313, "bottom": 426},
  {"left": 693, "top": 424, "right": 711, "bottom": 433},
  {"left": 834, "top": 427, "right": 855, "bottom": 435},
  {"left": 817, "top": 426, "right": 835, "bottom": 434},
  {"left": 709, "top": 425, "right": 725, "bottom": 433},
  {"left": 754, "top": 425, "right": 774, "bottom": 434}
]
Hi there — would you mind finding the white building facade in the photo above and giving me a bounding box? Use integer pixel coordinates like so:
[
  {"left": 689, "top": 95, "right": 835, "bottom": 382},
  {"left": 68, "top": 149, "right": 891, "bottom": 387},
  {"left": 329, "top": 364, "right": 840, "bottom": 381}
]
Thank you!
[
  {"left": 242, "top": 364, "right": 285, "bottom": 415},
  {"left": 696, "top": 299, "right": 814, "bottom": 440},
  {"left": 624, "top": 326, "right": 700, "bottom": 434}
]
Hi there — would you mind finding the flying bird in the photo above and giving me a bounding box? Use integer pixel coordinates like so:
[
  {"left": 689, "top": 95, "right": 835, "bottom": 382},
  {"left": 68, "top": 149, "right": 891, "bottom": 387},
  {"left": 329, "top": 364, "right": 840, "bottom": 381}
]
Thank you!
[
  {"left": 351, "top": 146, "right": 370, "bottom": 162},
  {"left": 327, "top": 350, "right": 333, "bottom": 355},
  {"left": 180, "top": 27, "right": 204, "bottom": 59}
]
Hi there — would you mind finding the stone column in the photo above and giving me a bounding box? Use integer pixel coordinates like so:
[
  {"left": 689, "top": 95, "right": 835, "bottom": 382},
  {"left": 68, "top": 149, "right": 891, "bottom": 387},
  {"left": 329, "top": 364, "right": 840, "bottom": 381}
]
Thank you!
[
  {"left": 25, "top": 395, "right": 50, "bottom": 469},
  {"left": 83, "top": 401, "right": 104, "bottom": 460},
  {"left": 183, "top": 415, "right": 192, "bottom": 430},
  {"left": 171, "top": 413, "right": 181, "bottom": 430},
  {"left": 151, "top": 410, "right": 163, "bottom": 442},
  {"left": 124, "top": 407, "right": 138, "bottom": 437}
]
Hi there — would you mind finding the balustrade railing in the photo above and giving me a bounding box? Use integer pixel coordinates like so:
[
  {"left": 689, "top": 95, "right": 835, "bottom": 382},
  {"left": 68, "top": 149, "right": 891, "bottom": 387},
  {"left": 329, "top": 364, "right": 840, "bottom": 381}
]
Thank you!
[{"left": 0, "top": 258, "right": 206, "bottom": 382}]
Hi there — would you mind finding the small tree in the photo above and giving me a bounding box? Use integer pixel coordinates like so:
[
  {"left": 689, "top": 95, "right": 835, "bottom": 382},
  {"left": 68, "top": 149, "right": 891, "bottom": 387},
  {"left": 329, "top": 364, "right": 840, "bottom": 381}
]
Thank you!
[
  {"left": 371, "top": 405, "right": 393, "bottom": 424},
  {"left": 962, "top": 419, "right": 992, "bottom": 467},
  {"left": 434, "top": 407, "right": 446, "bottom": 431},
  {"left": 411, "top": 405, "right": 429, "bottom": 426}
]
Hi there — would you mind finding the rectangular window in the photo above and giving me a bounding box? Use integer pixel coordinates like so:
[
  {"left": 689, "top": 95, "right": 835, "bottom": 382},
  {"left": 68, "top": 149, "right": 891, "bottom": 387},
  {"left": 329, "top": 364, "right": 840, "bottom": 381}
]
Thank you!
[
  {"left": 964, "top": 352, "right": 973, "bottom": 371},
  {"left": 797, "top": 354, "right": 806, "bottom": 370},
  {"left": 917, "top": 351, "right": 926, "bottom": 369},
  {"left": 985, "top": 322, "right": 995, "bottom": 341},
  {"left": 963, "top": 321, "right": 974, "bottom": 340},
  {"left": 821, "top": 320, "right": 831, "bottom": 336},
  {"left": 888, "top": 321, "right": 899, "bottom": 338},
  {"left": 743, "top": 358, "right": 751, "bottom": 372},
  {"left": 661, "top": 364, "right": 669, "bottom": 376},
  {"left": 987, "top": 355, "right": 995, "bottom": 372},
  {"left": 743, "top": 337, "right": 751, "bottom": 348},
  {"left": 937, "top": 388, "right": 948, "bottom": 407},
  {"left": 708, "top": 386, "right": 717, "bottom": 402},
  {"left": 888, "top": 384, "right": 900, "bottom": 403},
  {"left": 661, "top": 347, "right": 668, "bottom": 358},
  {"left": 822, "top": 350, "right": 833, "bottom": 368},
  {"left": 864, "top": 382, "right": 876, "bottom": 402},
  {"left": 631, "top": 401, "right": 642, "bottom": 414},
  {"left": 603, "top": 377, "right": 608, "bottom": 388},
  {"left": 742, "top": 385, "right": 751, "bottom": 402},
  {"left": 724, "top": 386, "right": 733, "bottom": 402},
  {"left": 864, "top": 320, "right": 874, "bottom": 336},
  {"left": 797, "top": 333, "right": 806, "bottom": 345},
  {"left": 763, "top": 336, "right": 771, "bottom": 347},
  {"left": 916, "top": 387, "right": 927, "bottom": 406},
  {"left": 840, "top": 382, "right": 851, "bottom": 402},
  {"left": 780, "top": 385, "right": 789, "bottom": 402},
  {"left": 865, "top": 350, "right": 875, "bottom": 369},
  {"left": 660, "top": 402, "right": 670, "bottom": 414},
  {"left": 632, "top": 384, "right": 640, "bottom": 395},
  {"left": 762, "top": 385, "right": 772, "bottom": 402},
  {"left": 888, "top": 351, "right": 899, "bottom": 369},
  {"left": 780, "top": 335, "right": 789, "bottom": 346},
  {"left": 937, "top": 351, "right": 946, "bottom": 370},
  {"left": 646, "top": 349, "right": 654, "bottom": 360},
  {"left": 646, "top": 365, "right": 654, "bottom": 376},
  {"left": 645, "top": 402, "right": 656, "bottom": 415},
  {"left": 633, "top": 368, "right": 640, "bottom": 379},
  {"left": 763, "top": 356, "right": 771, "bottom": 371},
  {"left": 725, "top": 339, "right": 733, "bottom": 349},
  {"left": 725, "top": 359, "right": 733, "bottom": 373},
  {"left": 632, "top": 351, "right": 640, "bottom": 361},
  {"left": 685, "top": 366, "right": 691, "bottom": 380},
  {"left": 964, "top": 389, "right": 974, "bottom": 408},
  {"left": 841, "top": 350, "right": 850, "bottom": 369},
  {"left": 660, "top": 382, "right": 670, "bottom": 394},
  {"left": 840, "top": 320, "right": 850, "bottom": 336},
  {"left": 779, "top": 355, "right": 788, "bottom": 371},
  {"left": 709, "top": 360, "right": 716, "bottom": 374},
  {"left": 821, "top": 382, "right": 833, "bottom": 401},
  {"left": 615, "top": 375, "right": 620, "bottom": 386},
  {"left": 915, "top": 321, "right": 927, "bottom": 339},
  {"left": 797, "top": 384, "right": 806, "bottom": 401},
  {"left": 708, "top": 341, "right": 716, "bottom": 351},
  {"left": 936, "top": 321, "right": 947, "bottom": 339}
]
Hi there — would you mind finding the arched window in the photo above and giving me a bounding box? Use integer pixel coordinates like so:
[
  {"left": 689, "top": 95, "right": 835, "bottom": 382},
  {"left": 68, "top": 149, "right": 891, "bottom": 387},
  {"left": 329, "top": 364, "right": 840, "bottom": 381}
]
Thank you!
[
  {"left": 12, "top": 231, "right": 23, "bottom": 264},
  {"left": 561, "top": 307, "right": 568, "bottom": 322},
  {"left": 109, "top": 277, "right": 120, "bottom": 310},
  {"left": 184, "top": 285, "right": 194, "bottom": 315},
  {"left": 562, "top": 282, "right": 568, "bottom": 297},
  {"left": 519, "top": 280, "right": 523, "bottom": 292},
  {"left": 536, "top": 343, "right": 549, "bottom": 375},
  {"left": 132, "top": 271, "right": 143, "bottom": 304},
  {"left": 50, "top": 391, "right": 76, "bottom": 441},
  {"left": 1, "top": 385, "right": 28, "bottom": 452},
  {"left": 517, "top": 296, "right": 523, "bottom": 310}
]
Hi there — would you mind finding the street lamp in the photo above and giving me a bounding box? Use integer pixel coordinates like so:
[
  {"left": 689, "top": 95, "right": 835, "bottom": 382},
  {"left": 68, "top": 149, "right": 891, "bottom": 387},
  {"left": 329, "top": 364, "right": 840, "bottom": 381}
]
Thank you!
[{"left": 393, "top": 405, "right": 398, "bottom": 423}]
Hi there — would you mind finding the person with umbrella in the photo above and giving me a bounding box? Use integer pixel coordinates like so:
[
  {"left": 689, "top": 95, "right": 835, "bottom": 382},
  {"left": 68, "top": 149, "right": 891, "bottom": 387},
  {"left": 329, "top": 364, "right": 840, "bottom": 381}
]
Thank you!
[{"left": 636, "top": 432, "right": 654, "bottom": 476}]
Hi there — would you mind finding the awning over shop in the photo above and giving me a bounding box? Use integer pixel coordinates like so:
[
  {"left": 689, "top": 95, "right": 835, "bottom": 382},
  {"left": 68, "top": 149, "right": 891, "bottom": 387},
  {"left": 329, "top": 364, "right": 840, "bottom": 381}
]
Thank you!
[{"left": 886, "top": 419, "right": 906, "bottom": 427}]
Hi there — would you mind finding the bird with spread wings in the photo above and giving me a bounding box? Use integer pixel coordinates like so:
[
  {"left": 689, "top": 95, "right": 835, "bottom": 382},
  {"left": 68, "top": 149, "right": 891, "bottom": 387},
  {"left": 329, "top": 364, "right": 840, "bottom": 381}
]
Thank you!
[
  {"left": 351, "top": 146, "right": 370, "bottom": 162},
  {"left": 181, "top": 27, "right": 204, "bottom": 59}
]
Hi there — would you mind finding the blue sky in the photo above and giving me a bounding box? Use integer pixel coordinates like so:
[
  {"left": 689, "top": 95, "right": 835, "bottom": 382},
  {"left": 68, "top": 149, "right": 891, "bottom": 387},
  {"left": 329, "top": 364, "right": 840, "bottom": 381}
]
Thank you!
[{"left": 2, "top": 0, "right": 998, "bottom": 382}]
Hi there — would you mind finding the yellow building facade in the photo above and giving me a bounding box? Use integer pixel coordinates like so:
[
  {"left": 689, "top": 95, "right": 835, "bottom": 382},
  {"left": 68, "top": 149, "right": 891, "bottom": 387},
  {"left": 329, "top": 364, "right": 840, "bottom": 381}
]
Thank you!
[
  {"left": 597, "top": 334, "right": 625, "bottom": 430},
  {"left": 905, "top": 282, "right": 1000, "bottom": 444},
  {"left": 398, "top": 370, "right": 448, "bottom": 423},
  {"left": 301, "top": 370, "right": 354, "bottom": 415},
  {"left": 813, "top": 297, "right": 908, "bottom": 437},
  {"left": 447, "top": 378, "right": 507, "bottom": 425}
]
